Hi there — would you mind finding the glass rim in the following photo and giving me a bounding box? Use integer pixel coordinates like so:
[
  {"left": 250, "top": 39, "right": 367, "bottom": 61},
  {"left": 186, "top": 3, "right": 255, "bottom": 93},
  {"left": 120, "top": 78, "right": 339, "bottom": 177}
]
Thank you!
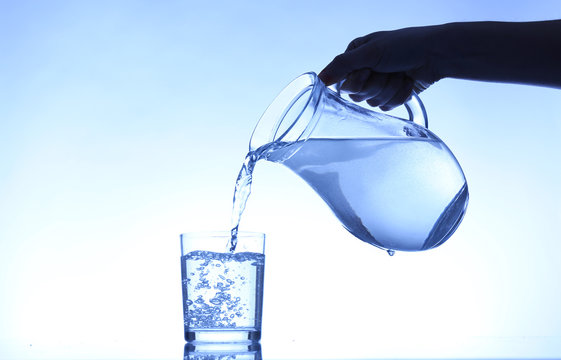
[{"left": 180, "top": 231, "right": 265, "bottom": 238}]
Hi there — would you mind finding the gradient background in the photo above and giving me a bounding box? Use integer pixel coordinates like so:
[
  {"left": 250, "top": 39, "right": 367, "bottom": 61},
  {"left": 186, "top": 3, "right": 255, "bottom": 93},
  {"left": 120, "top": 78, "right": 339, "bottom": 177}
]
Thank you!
[{"left": 1, "top": 1, "right": 561, "bottom": 359}]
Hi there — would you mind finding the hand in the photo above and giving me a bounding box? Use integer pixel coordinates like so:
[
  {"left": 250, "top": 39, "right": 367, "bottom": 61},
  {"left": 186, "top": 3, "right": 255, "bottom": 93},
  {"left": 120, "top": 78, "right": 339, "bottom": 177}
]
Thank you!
[{"left": 318, "top": 26, "right": 442, "bottom": 110}]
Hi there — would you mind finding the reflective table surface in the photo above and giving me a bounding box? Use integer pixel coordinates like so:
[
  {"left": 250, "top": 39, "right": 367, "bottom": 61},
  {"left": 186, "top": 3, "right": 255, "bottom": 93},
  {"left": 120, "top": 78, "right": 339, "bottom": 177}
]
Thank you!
[{"left": 2, "top": 335, "right": 561, "bottom": 360}]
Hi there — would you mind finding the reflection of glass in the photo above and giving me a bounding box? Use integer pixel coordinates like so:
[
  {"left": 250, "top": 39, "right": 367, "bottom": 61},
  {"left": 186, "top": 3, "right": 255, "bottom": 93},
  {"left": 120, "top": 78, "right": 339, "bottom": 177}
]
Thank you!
[
  {"left": 184, "top": 342, "right": 262, "bottom": 360},
  {"left": 180, "top": 232, "right": 265, "bottom": 343}
]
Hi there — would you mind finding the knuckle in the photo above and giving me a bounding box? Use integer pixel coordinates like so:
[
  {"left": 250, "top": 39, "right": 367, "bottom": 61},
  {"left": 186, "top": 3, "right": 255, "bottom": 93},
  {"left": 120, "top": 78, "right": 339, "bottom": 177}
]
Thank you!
[
  {"left": 347, "top": 37, "right": 363, "bottom": 50},
  {"left": 333, "top": 53, "right": 347, "bottom": 65}
]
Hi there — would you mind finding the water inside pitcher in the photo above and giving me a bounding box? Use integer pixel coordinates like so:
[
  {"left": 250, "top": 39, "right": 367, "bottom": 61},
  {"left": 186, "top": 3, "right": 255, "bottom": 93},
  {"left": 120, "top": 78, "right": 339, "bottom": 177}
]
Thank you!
[{"left": 248, "top": 72, "right": 468, "bottom": 253}]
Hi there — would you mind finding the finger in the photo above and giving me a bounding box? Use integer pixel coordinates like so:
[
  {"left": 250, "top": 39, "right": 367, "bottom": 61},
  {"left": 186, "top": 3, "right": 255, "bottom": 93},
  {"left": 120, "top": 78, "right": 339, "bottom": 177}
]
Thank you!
[
  {"left": 376, "top": 73, "right": 406, "bottom": 107},
  {"left": 366, "top": 73, "right": 405, "bottom": 108},
  {"left": 349, "top": 71, "right": 389, "bottom": 102},
  {"left": 318, "top": 46, "right": 382, "bottom": 86},
  {"left": 340, "top": 68, "right": 371, "bottom": 93},
  {"left": 366, "top": 97, "right": 382, "bottom": 108},
  {"left": 380, "top": 77, "right": 414, "bottom": 111},
  {"left": 318, "top": 53, "right": 353, "bottom": 86}
]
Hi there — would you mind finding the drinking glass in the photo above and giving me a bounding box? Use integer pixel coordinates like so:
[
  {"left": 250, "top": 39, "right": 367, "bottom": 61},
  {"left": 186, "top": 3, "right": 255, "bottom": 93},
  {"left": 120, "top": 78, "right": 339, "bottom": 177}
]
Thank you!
[{"left": 180, "top": 231, "right": 265, "bottom": 343}]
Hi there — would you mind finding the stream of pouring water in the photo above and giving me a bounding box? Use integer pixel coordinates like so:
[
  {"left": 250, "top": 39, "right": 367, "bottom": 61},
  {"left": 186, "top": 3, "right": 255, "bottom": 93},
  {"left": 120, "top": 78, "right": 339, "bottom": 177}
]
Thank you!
[
  {"left": 229, "top": 151, "right": 258, "bottom": 252},
  {"left": 229, "top": 142, "right": 292, "bottom": 252}
]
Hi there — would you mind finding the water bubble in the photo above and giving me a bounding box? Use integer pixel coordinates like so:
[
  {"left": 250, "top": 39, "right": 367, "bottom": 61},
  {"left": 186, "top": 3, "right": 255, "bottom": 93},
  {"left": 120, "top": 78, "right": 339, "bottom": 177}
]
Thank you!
[
  {"left": 387, "top": 249, "right": 395, "bottom": 256},
  {"left": 209, "top": 298, "right": 223, "bottom": 305},
  {"left": 185, "top": 299, "right": 193, "bottom": 306}
]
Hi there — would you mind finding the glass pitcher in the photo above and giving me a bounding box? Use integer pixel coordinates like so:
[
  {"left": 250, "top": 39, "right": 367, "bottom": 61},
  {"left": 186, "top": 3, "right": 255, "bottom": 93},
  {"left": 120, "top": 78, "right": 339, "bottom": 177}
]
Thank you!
[{"left": 250, "top": 72, "right": 468, "bottom": 253}]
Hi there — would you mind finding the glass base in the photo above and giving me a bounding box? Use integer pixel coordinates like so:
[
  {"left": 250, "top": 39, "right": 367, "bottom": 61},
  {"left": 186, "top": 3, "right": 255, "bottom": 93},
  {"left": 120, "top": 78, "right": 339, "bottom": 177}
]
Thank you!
[
  {"left": 185, "top": 329, "right": 261, "bottom": 343},
  {"left": 184, "top": 342, "right": 262, "bottom": 360}
]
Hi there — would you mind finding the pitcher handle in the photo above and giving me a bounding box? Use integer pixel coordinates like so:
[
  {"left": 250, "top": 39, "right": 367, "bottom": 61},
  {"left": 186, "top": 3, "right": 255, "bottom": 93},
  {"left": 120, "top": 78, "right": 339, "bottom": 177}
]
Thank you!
[
  {"left": 331, "top": 81, "right": 429, "bottom": 129},
  {"left": 404, "top": 92, "right": 429, "bottom": 129}
]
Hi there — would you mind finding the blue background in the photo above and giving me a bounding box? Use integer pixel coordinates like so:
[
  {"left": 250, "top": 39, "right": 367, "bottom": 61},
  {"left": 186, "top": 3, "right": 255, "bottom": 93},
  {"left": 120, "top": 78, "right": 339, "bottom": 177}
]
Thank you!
[{"left": 1, "top": 1, "right": 560, "bottom": 359}]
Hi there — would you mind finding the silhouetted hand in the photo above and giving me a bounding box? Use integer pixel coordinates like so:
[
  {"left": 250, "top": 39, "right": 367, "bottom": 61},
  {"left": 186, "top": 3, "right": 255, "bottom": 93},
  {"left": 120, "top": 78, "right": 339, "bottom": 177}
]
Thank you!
[
  {"left": 319, "top": 26, "right": 441, "bottom": 111},
  {"left": 319, "top": 21, "right": 561, "bottom": 111}
]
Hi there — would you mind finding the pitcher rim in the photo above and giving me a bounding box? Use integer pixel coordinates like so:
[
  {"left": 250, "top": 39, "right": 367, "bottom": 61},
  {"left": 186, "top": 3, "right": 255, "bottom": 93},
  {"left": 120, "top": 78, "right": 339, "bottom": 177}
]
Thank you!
[{"left": 249, "top": 72, "right": 323, "bottom": 152}]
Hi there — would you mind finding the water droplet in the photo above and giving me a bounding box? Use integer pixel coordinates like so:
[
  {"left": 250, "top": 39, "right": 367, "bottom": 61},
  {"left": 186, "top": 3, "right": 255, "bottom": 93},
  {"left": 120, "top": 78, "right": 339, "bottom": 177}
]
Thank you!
[
  {"left": 186, "top": 299, "right": 193, "bottom": 306},
  {"left": 387, "top": 249, "right": 395, "bottom": 256}
]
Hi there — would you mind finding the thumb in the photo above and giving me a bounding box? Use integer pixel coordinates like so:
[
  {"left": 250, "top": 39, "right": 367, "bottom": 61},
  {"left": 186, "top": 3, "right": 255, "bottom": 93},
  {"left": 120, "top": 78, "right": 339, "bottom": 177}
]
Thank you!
[{"left": 318, "top": 46, "right": 380, "bottom": 86}]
